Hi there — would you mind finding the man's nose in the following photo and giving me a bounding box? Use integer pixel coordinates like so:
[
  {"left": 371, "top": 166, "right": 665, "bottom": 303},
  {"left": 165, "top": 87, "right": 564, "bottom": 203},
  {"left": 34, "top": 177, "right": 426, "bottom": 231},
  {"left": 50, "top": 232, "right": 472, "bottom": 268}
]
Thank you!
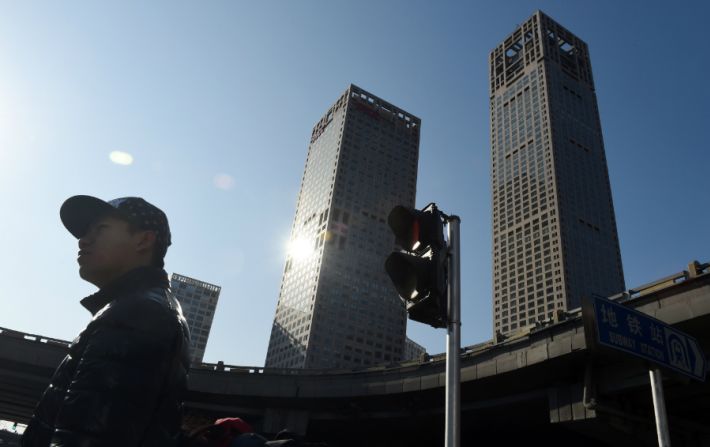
[{"left": 79, "top": 235, "right": 91, "bottom": 248}]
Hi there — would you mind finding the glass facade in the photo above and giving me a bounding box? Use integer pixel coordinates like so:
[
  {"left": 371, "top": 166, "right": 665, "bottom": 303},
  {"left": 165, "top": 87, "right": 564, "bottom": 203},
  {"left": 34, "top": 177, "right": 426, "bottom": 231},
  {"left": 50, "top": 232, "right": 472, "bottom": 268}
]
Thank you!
[
  {"left": 490, "top": 12, "right": 625, "bottom": 336},
  {"left": 403, "top": 337, "right": 427, "bottom": 362},
  {"left": 171, "top": 273, "right": 221, "bottom": 365},
  {"left": 265, "top": 85, "right": 420, "bottom": 369}
]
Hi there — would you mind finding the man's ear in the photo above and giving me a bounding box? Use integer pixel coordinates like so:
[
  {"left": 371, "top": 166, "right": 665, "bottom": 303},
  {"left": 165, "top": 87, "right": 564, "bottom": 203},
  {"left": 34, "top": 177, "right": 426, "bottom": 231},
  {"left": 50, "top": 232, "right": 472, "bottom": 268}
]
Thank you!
[{"left": 135, "top": 230, "right": 157, "bottom": 255}]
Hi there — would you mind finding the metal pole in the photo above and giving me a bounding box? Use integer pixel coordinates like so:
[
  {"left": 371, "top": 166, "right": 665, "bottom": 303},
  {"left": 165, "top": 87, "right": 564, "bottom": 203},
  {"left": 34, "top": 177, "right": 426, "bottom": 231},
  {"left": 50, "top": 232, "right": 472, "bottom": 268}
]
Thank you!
[
  {"left": 445, "top": 216, "right": 461, "bottom": 447},
  {"left": 649, "top": 368, "right": 671, "bottom": 447}
]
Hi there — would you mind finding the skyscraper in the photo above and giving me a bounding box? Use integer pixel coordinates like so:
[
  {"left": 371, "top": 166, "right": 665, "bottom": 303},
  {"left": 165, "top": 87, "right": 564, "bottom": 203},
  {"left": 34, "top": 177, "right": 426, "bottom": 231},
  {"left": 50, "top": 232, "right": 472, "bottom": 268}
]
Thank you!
[
  {"left": 489, "top": 12, "right": 624, "bottom": 336},
  {"left": 265, "top": 84, "right": 420, "bottom": 369},
  {"left": 171, "top": 273, "right": 221, "bottom": 365}
]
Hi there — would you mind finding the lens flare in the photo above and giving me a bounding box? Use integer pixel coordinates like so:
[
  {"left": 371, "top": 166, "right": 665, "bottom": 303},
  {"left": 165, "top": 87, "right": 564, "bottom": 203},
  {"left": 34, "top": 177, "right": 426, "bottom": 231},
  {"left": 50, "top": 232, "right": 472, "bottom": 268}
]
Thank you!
[
  {"left": 109, "top": 151, "right": 134, "bottom": 166},
  {"left": 213, "top": 173, "right": 235, "bottom": 190}
]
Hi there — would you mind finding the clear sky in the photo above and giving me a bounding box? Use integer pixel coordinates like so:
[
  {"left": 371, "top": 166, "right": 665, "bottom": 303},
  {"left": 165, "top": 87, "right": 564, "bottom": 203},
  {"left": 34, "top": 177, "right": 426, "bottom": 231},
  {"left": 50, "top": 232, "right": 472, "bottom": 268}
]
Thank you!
[{"left": 1, "top": 0, "right": 708, "bottom": 367}]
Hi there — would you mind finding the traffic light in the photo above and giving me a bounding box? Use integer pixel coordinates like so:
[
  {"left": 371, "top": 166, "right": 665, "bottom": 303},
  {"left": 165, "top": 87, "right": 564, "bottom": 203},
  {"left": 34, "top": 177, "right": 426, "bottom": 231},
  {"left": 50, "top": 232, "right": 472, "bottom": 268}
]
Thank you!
[{"left": 385, "top": 204, "right": 448, "bottom": 328}]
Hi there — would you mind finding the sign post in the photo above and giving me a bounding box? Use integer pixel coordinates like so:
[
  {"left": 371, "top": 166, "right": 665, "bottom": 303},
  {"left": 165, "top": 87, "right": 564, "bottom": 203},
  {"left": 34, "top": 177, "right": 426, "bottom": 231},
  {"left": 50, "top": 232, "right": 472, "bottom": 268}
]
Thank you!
[
  {"left": 649, "top": 368, "right": 671, "bottom": 446},
  {"left": 583, "top": 295, "right": 707, "bottom": 446}
]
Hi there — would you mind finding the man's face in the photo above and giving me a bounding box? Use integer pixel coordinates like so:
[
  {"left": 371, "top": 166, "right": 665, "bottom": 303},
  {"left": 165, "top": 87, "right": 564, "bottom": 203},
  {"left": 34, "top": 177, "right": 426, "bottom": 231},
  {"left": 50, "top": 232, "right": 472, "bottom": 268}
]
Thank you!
[{"left": 77, "top": 215, "right": 153, "bottom": 288}]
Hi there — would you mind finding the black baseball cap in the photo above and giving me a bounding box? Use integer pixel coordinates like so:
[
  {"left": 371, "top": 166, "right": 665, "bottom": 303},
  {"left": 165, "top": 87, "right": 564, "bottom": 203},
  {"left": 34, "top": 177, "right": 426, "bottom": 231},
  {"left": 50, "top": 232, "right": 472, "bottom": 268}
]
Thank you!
[{"left": 60, "top": 195, "right": 172, "bottom": 259}]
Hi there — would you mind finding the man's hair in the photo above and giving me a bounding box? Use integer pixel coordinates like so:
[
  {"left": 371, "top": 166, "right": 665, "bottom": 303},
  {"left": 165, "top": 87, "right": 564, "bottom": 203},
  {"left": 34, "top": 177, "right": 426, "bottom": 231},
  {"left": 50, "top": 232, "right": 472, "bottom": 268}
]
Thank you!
[{"left": 106, "top": 210, "right": 165, "bottom": 268}]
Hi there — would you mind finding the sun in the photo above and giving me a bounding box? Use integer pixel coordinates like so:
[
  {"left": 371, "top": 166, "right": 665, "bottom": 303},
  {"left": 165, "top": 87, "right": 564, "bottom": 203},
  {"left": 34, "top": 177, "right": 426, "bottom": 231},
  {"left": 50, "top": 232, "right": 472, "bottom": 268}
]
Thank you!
[{"left": 287, "top": 236, "right": 314, "bottom": 261}]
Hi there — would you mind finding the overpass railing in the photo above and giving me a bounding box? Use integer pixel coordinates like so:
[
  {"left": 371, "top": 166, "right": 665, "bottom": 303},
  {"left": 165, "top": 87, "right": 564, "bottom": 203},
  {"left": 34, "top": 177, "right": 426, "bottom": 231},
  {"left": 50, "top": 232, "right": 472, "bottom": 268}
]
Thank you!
[
  {"left": 611, "top": 260, "right": 709, "bottom": 304},
  {"left": 0, "top": 327, "right": 70, "bottom": 348}
]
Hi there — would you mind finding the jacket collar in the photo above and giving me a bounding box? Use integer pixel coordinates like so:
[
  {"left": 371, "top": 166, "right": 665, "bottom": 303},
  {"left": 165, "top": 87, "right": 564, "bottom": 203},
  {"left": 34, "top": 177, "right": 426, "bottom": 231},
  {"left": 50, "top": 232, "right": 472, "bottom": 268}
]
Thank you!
[{"left": 80, "top": 266, "right": 170, "bottom": 315}]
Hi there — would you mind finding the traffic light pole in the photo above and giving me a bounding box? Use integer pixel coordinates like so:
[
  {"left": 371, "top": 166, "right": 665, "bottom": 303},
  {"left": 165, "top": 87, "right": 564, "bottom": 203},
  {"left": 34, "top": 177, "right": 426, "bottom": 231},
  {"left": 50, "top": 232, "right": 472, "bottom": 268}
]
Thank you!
[
  {"left": 384, "top": 204, "right": 460, "bottom": 446},
  {"left": 445, "top": 216, "right": 461, "bottom": 447}
]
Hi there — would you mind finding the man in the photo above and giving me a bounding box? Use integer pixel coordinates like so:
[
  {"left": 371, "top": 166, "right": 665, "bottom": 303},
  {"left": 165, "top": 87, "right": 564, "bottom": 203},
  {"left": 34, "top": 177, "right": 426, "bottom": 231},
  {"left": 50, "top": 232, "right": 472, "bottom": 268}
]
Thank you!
[{"left": 22, "top": 195, "right": 191, "bottom": 447}]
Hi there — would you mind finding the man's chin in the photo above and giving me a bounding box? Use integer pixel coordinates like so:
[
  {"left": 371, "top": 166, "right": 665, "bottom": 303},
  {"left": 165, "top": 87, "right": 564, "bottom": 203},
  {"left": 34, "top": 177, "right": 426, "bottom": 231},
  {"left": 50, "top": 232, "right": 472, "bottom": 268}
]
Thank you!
[{"left": 79, "top": 266, "right": 103, "bottom": 287}]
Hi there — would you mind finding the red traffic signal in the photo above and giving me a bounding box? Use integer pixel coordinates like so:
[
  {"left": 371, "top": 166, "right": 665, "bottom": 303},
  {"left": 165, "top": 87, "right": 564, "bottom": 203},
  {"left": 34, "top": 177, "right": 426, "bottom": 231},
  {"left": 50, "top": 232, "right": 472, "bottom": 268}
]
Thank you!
[
  {"left": 388, "top": 205, "right": 445, "bottom": 253},
  {"left": 385, "top": 203, "right": 448, "bottom": 328}
]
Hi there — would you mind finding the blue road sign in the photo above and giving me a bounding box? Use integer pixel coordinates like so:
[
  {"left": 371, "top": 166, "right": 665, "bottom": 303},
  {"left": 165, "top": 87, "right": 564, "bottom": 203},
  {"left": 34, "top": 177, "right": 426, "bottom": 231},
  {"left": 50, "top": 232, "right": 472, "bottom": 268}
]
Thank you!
[{"left": 585, "top": 295, "right": 707, "bottom": 381}]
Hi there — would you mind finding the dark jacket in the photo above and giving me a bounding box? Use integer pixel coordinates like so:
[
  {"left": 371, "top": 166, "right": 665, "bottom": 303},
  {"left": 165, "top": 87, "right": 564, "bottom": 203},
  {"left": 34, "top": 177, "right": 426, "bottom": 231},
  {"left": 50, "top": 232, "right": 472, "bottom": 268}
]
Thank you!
[{"left": 22, "top": 267, "right": 191, "bottom": 447}]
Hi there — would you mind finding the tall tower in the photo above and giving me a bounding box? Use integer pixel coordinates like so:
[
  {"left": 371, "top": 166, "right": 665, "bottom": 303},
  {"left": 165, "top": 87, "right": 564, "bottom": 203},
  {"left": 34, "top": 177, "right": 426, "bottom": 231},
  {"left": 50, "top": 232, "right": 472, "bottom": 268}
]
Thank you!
[
  {"left": 489, "top": 12, "right": 624, "bottom": 337},
  {"left": 171, "top": 273, "right": 221, "bottom": 365},
  {"left": 266, "top": 84, "right": 420, "bottom": 369}
]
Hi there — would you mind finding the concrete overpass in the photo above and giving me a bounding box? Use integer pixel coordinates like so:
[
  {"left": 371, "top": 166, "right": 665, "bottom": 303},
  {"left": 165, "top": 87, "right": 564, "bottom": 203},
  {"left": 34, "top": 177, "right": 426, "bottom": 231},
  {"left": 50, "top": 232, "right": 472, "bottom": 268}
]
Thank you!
[{"left": 2, "top": 262, "right": 709, "bottom": 446}]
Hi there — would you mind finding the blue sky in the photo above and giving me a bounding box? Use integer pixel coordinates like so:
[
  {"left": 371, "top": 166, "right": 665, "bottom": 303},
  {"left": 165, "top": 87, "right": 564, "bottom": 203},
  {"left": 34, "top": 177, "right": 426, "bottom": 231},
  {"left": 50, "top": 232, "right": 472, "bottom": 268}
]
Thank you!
[{"left": 1, "top": 0, "right": 708, "bottom": 367}]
